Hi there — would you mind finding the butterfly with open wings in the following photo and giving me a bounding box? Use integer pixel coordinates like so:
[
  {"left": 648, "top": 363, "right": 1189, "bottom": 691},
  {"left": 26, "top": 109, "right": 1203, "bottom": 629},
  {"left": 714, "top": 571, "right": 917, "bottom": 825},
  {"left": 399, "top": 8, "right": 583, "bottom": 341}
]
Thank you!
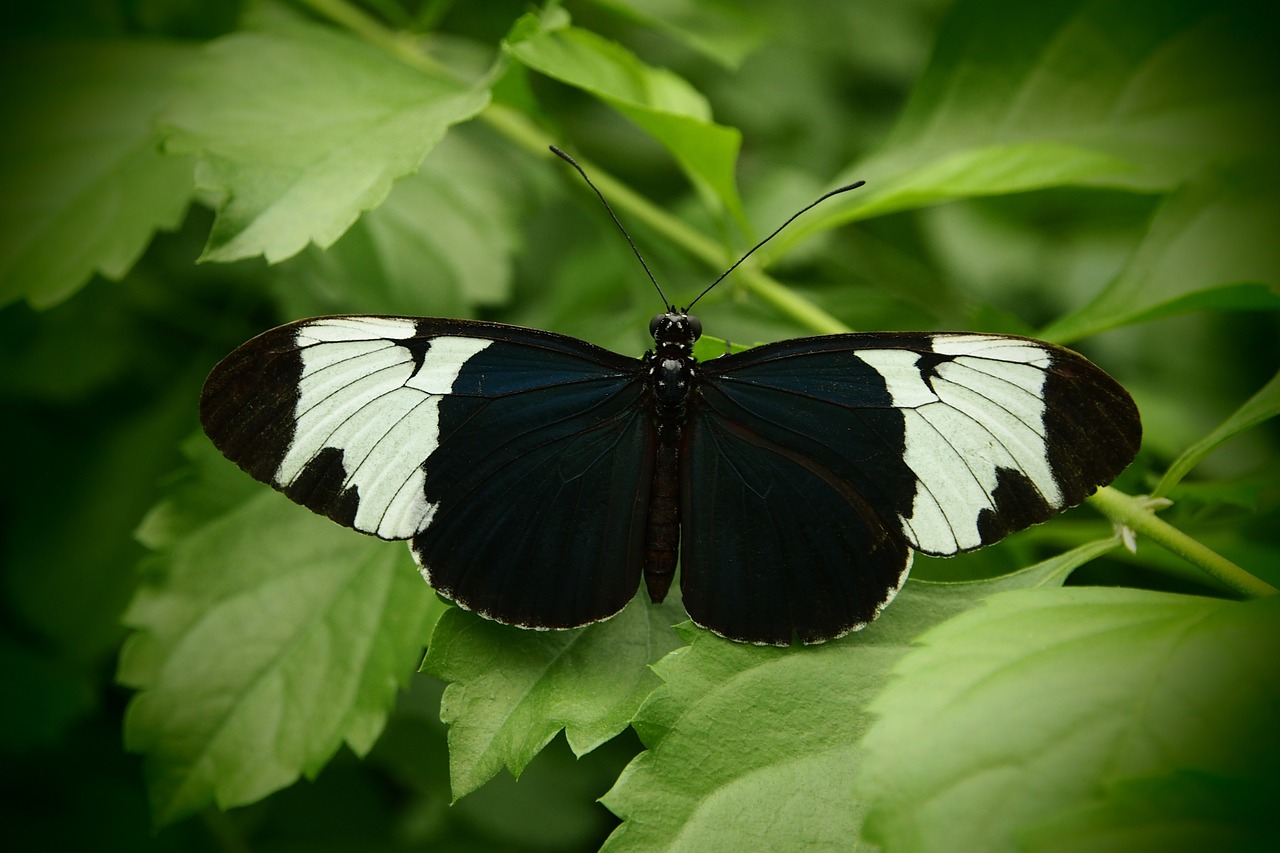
[{"left": 200, "top": 148, "right": 1141, "bottom": 645}]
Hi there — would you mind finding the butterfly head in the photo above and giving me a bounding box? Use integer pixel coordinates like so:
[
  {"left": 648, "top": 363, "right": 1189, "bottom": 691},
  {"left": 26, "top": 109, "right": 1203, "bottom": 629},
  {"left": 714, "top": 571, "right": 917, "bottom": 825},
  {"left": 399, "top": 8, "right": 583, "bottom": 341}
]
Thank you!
[{"left": 649, "top": 311, "right": 702, "bottom": 349}]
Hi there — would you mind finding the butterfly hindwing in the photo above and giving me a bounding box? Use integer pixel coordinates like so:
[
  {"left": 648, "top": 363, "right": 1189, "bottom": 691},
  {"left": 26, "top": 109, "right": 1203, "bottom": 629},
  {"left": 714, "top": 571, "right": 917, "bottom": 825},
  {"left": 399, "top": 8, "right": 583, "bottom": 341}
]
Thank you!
[
  {"left": 409, "top": 331, "right": 654, "bottom": 628},
  {"left": 200, "top": 315, "right": 653, "bottom": 628},
  {"left": 682, "top": 331, "right": 1140, "bottom": 642},
  {"left": 681, "top": 404, "right": 913, "bottom": 644}
]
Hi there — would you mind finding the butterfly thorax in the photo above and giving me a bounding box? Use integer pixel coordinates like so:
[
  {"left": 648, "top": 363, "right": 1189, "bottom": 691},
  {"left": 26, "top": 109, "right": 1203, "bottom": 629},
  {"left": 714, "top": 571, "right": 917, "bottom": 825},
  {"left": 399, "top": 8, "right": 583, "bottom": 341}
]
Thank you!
[{"left": 646, "top": 311, "right": 701, "bottom": 421}]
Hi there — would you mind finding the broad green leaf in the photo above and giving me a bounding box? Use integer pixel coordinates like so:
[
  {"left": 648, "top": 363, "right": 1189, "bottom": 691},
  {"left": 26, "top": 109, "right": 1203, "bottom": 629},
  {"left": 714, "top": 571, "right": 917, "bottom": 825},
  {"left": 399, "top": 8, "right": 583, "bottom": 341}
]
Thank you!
[
  {"left": 422, "top": 595, "right": 685, "bottom": 800},
  {"left": 857, "top": 589, "right": 1280, "bottom": 852},
  {"left": 791, "top": 0, "right": 1279, "bottom": 242},
  {"left": 271, "top": 129, "right": 537, "bottom": 317},
  {"left": 505, "top": 11, "right": 746, "bottom": 226},
  {"left": 587, "top": 0, "right": 766, "bottom": 69},
  {"left": 0, "top": 41, "right": 195, "bottom": 308},
  {"left": 1041, "top": 163, "right": 1280, "bottom": 343},
  {"left": 601, "top": 541, "right": 1117, "bottom": 851},
  {"left": 1153, "top": 367, "right": 1280, "bottom": 498},
  {"left": 119, "top": 443, "right": 443, "bottom": 825},
  {"left": 162, "top": 13, "right": 489, "bottom": 264}
]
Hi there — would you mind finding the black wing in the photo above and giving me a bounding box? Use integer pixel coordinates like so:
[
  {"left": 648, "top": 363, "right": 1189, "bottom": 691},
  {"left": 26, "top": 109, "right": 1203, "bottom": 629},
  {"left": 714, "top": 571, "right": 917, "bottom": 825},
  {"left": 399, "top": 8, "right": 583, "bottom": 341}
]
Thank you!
[
  {"left": 683, "top": 332, "right": 1141, "bottom": 644},
  {"left": 200, "top": 316, "right": 653, "bottom": 629}
]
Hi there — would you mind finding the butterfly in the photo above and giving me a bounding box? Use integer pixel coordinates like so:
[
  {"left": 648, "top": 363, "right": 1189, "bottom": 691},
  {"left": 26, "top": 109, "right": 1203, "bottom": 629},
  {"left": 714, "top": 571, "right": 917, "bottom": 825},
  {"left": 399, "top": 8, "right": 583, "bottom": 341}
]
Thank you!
[{"left": 200, "top": 148, "right": 1141, "bottom": 645}]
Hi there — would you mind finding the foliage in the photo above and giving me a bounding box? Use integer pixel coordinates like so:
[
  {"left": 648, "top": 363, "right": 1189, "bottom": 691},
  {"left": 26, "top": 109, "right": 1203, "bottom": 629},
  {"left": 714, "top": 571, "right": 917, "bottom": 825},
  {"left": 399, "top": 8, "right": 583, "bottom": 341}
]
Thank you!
[{"left": 2, "top": 0, "right": 1277, "bottom": 850}]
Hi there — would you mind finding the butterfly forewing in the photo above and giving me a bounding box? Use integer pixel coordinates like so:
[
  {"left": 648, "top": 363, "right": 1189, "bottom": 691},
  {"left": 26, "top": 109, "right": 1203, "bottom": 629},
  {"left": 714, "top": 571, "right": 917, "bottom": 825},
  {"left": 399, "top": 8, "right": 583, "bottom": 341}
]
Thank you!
[
  {"left": 683, "top": 331, "right": 1141, "bottom": 641},
  {"left": 200, "top": 316, "right": 653, "bottom": 628}
]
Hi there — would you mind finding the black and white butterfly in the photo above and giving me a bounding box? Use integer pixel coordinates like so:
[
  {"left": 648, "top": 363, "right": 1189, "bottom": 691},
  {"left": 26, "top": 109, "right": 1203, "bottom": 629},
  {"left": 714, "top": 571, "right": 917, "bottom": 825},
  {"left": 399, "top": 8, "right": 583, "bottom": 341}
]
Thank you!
[{"left": 200, "top": 150, "right": 1141, "bottom": 645}]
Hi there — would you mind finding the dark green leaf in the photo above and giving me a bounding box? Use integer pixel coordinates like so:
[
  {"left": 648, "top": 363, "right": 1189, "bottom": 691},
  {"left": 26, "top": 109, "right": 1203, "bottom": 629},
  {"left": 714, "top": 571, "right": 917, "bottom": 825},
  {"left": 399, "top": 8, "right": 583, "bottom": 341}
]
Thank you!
[
  {"left": 858, "top": 590, "right": 1280, "bottom": 852},
  {"left": 1153, "top": 367, "right": 1280, "bottom": 498},
  {"left": 790, "top": 0, "right": 1280, "bottom": 242},
  {"left": 0, "top": 41, "right": 196, "bottom": 307},
  {"left": 587, "top": 0, "right": 766, "bottom": 68},
  {"left": 1042, "top": 163, "right": 1280, "bottom": 342}
]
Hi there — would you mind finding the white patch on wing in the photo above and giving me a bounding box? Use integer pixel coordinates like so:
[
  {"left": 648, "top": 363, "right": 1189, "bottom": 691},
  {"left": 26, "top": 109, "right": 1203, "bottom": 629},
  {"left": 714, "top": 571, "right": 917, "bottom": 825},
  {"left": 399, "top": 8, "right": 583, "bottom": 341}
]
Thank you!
[
  {"left": 405, "top": 336, "right": 495, "bottom": 394},
  {"left": 297, "top": 316, "right": 417, "bottom": 343},
  {"left": 276, "top": 318, "right": 492, "bottom": 539},
  {"left": 857, "top": 335, "right": 1058, "bottom": 554}
]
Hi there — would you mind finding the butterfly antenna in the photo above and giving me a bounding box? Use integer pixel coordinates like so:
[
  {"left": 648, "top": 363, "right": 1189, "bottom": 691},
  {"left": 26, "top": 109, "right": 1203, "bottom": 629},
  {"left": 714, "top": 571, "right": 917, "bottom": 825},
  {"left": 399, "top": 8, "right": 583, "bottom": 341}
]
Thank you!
[
  {"left": 550, "top": 146, "right": 671, "bottom": 309},
  {"left": 686, "top": 179, "right": 865, "bottom": 310}
]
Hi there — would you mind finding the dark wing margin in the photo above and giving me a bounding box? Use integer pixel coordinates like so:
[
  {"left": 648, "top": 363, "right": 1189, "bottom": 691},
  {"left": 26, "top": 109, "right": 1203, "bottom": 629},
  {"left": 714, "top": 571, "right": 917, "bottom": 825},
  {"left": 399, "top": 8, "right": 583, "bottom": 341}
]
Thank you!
[
  {"left": 200, "top": 315, "right": 652, "bottom": 629},
  {"left": 685, "top": 331, "right": 1140, "bottom": 644}
]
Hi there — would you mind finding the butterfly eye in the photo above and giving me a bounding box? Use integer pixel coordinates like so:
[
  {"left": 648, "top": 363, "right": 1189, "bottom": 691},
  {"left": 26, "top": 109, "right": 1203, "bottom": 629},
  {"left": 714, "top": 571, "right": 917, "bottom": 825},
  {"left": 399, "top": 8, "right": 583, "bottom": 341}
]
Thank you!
[
  {"left": 687, "top": 315, "right": 702, "bottom": 341},
  {"left": 649, "top": 313, "right": 665, "bottom": 338}
]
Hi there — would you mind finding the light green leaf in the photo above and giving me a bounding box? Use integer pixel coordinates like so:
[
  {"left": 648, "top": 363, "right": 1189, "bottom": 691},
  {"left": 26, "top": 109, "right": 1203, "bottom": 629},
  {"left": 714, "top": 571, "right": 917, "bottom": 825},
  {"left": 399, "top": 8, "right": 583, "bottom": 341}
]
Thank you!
[
  {"left": 1041, "top": 163, "right": 1280, "bottom": 343},
  {"left": 505, "top": 11, "right": 745, "bottom": 225},
  {"left": 601, "top": 541, "right": 1115, "bottom": 851},
  {"left": 857, "top": 589, "right": 1280, "bottom": 852},
  {"left": 271, "top": 129, "right": 535, "bottom": 317},
  {"left": 119, "top": 442, "right": 443, "bottom": 825},
  {"left": 162, "top": 14, "right": 489, "bottom": 264},
  {"left": 1153, "top": 367, "right": 1280, "bottom": 498},
  {"left": 0, "top": 41, "right": 196, "bottom": 308},
  {"left": 792, "top": 0, "right": 1278, "bottom": 241},
  {"left": 422, "top": 595, "right": 685, "bottom": 800}
]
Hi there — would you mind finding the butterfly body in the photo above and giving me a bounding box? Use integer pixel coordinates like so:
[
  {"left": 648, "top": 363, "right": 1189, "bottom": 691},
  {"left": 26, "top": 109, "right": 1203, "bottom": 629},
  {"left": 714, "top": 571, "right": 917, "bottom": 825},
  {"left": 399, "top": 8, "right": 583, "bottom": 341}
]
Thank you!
[
  {"left": 201, "top": 310, "right": 1140, "bottom": 645},
  {"left": 641, "top": 311, "right": 702, "bottom": 604}
]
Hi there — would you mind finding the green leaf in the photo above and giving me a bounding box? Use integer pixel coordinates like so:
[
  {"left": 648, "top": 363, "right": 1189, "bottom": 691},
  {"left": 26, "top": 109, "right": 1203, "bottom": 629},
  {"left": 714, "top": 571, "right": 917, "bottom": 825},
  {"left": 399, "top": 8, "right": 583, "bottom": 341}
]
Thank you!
[
  {"left": 587, "top": 0, "right": 766, "bottom": 69},
  {"left": 162, "top": 13, "right": 489, "bottom": 264},
  {"left": 271, "top": 129, "right": 536, "bottom": 317},
  {"left": 600, "top": 541, "right": 1115, "bottom": 851},
  {"left": 422, "top": 596, "right": 685, "bottom": 800},
  {"left": 505, "top": 11, "right": 746, "bottom": 225},
  {"left": 1041, "top": 163, "right": 1280, "bottom": 343},
  {"left": 1154, "top": 367, "right": 1280, "bottom": 498},
  {"left": 1023, "top": 769, "right": 1279, "bottom": 853},
  {"left": 793, "top": 0, "right": 1279, "bottom": 242},
  {"left": 857, "top": 589, "right": 1280, "bottom": 852},
  {"left": 0, "top": 41, "right": 196, "bottom": 308},
  {"left": 119, "top": 442, "right": 443, "bottom": 825}
]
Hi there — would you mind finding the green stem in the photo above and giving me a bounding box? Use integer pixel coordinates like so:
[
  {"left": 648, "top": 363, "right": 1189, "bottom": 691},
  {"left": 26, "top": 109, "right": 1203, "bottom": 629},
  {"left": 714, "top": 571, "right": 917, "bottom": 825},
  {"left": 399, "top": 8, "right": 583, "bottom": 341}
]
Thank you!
[
  {"left": 1086, "top": 486, "right": 1278, "bottom": 599},
  {"left": 301, "top": 0, "right": 848, "bottom": 333}
]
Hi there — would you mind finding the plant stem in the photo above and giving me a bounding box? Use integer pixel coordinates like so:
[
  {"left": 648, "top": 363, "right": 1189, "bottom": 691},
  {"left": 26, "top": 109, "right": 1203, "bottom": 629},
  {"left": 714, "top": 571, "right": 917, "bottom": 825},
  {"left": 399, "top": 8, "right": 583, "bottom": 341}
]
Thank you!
[{"left": 1086, "top": 486, "right": 1278, "bottom": 599}]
